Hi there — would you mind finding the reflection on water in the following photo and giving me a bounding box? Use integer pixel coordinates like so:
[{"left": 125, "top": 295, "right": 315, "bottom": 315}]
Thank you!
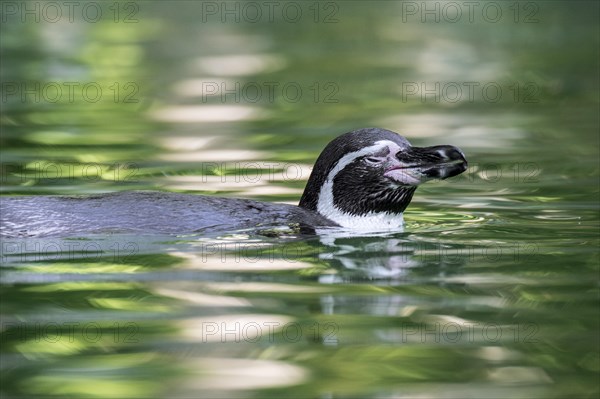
[
  {"left": 2, "top": 207, "right": 597, "bottom": 398},
  {"left": 1, "top": 1, "right": 599, "bottom": 398}
]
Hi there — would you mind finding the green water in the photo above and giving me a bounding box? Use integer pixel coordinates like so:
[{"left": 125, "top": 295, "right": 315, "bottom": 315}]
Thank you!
[{"left": 1, "top": 1, "right": 598, "bottom": 398}]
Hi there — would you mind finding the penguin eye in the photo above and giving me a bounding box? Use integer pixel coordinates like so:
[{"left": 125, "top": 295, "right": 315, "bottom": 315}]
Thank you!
[{"left": 364, "top": 157, "right": 384, "bottom": 165}]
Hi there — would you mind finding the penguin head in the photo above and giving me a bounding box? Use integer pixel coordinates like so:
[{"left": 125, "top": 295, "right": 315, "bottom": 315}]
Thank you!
[{"left": 299, "top": 128, "right": 467, "bottom": 229}]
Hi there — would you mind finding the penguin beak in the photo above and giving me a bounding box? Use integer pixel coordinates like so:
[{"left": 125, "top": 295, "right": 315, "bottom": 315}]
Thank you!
[{"left": 383, "top": 145, "right": 468, "bottom": 186}]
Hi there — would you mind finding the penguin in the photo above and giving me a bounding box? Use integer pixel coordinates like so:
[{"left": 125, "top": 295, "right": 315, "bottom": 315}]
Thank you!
[{"left": 0, "top": 128, "right": 467, "bottom": 237}]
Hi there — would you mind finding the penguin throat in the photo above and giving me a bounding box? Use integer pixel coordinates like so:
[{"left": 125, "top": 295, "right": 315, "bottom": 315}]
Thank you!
[{"left": 317, "top": 206, "right": 405, "bottom": 230}]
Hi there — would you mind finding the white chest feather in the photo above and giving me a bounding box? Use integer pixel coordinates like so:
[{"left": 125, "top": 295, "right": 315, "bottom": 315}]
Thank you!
[{"left": 318, "top": 201, "right": 404, "bottom": 230}]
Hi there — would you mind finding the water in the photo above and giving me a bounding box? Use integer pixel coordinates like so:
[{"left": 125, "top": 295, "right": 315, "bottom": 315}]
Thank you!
[{"left": 1, "top": 1, "right": 599, "bottom": 398}]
